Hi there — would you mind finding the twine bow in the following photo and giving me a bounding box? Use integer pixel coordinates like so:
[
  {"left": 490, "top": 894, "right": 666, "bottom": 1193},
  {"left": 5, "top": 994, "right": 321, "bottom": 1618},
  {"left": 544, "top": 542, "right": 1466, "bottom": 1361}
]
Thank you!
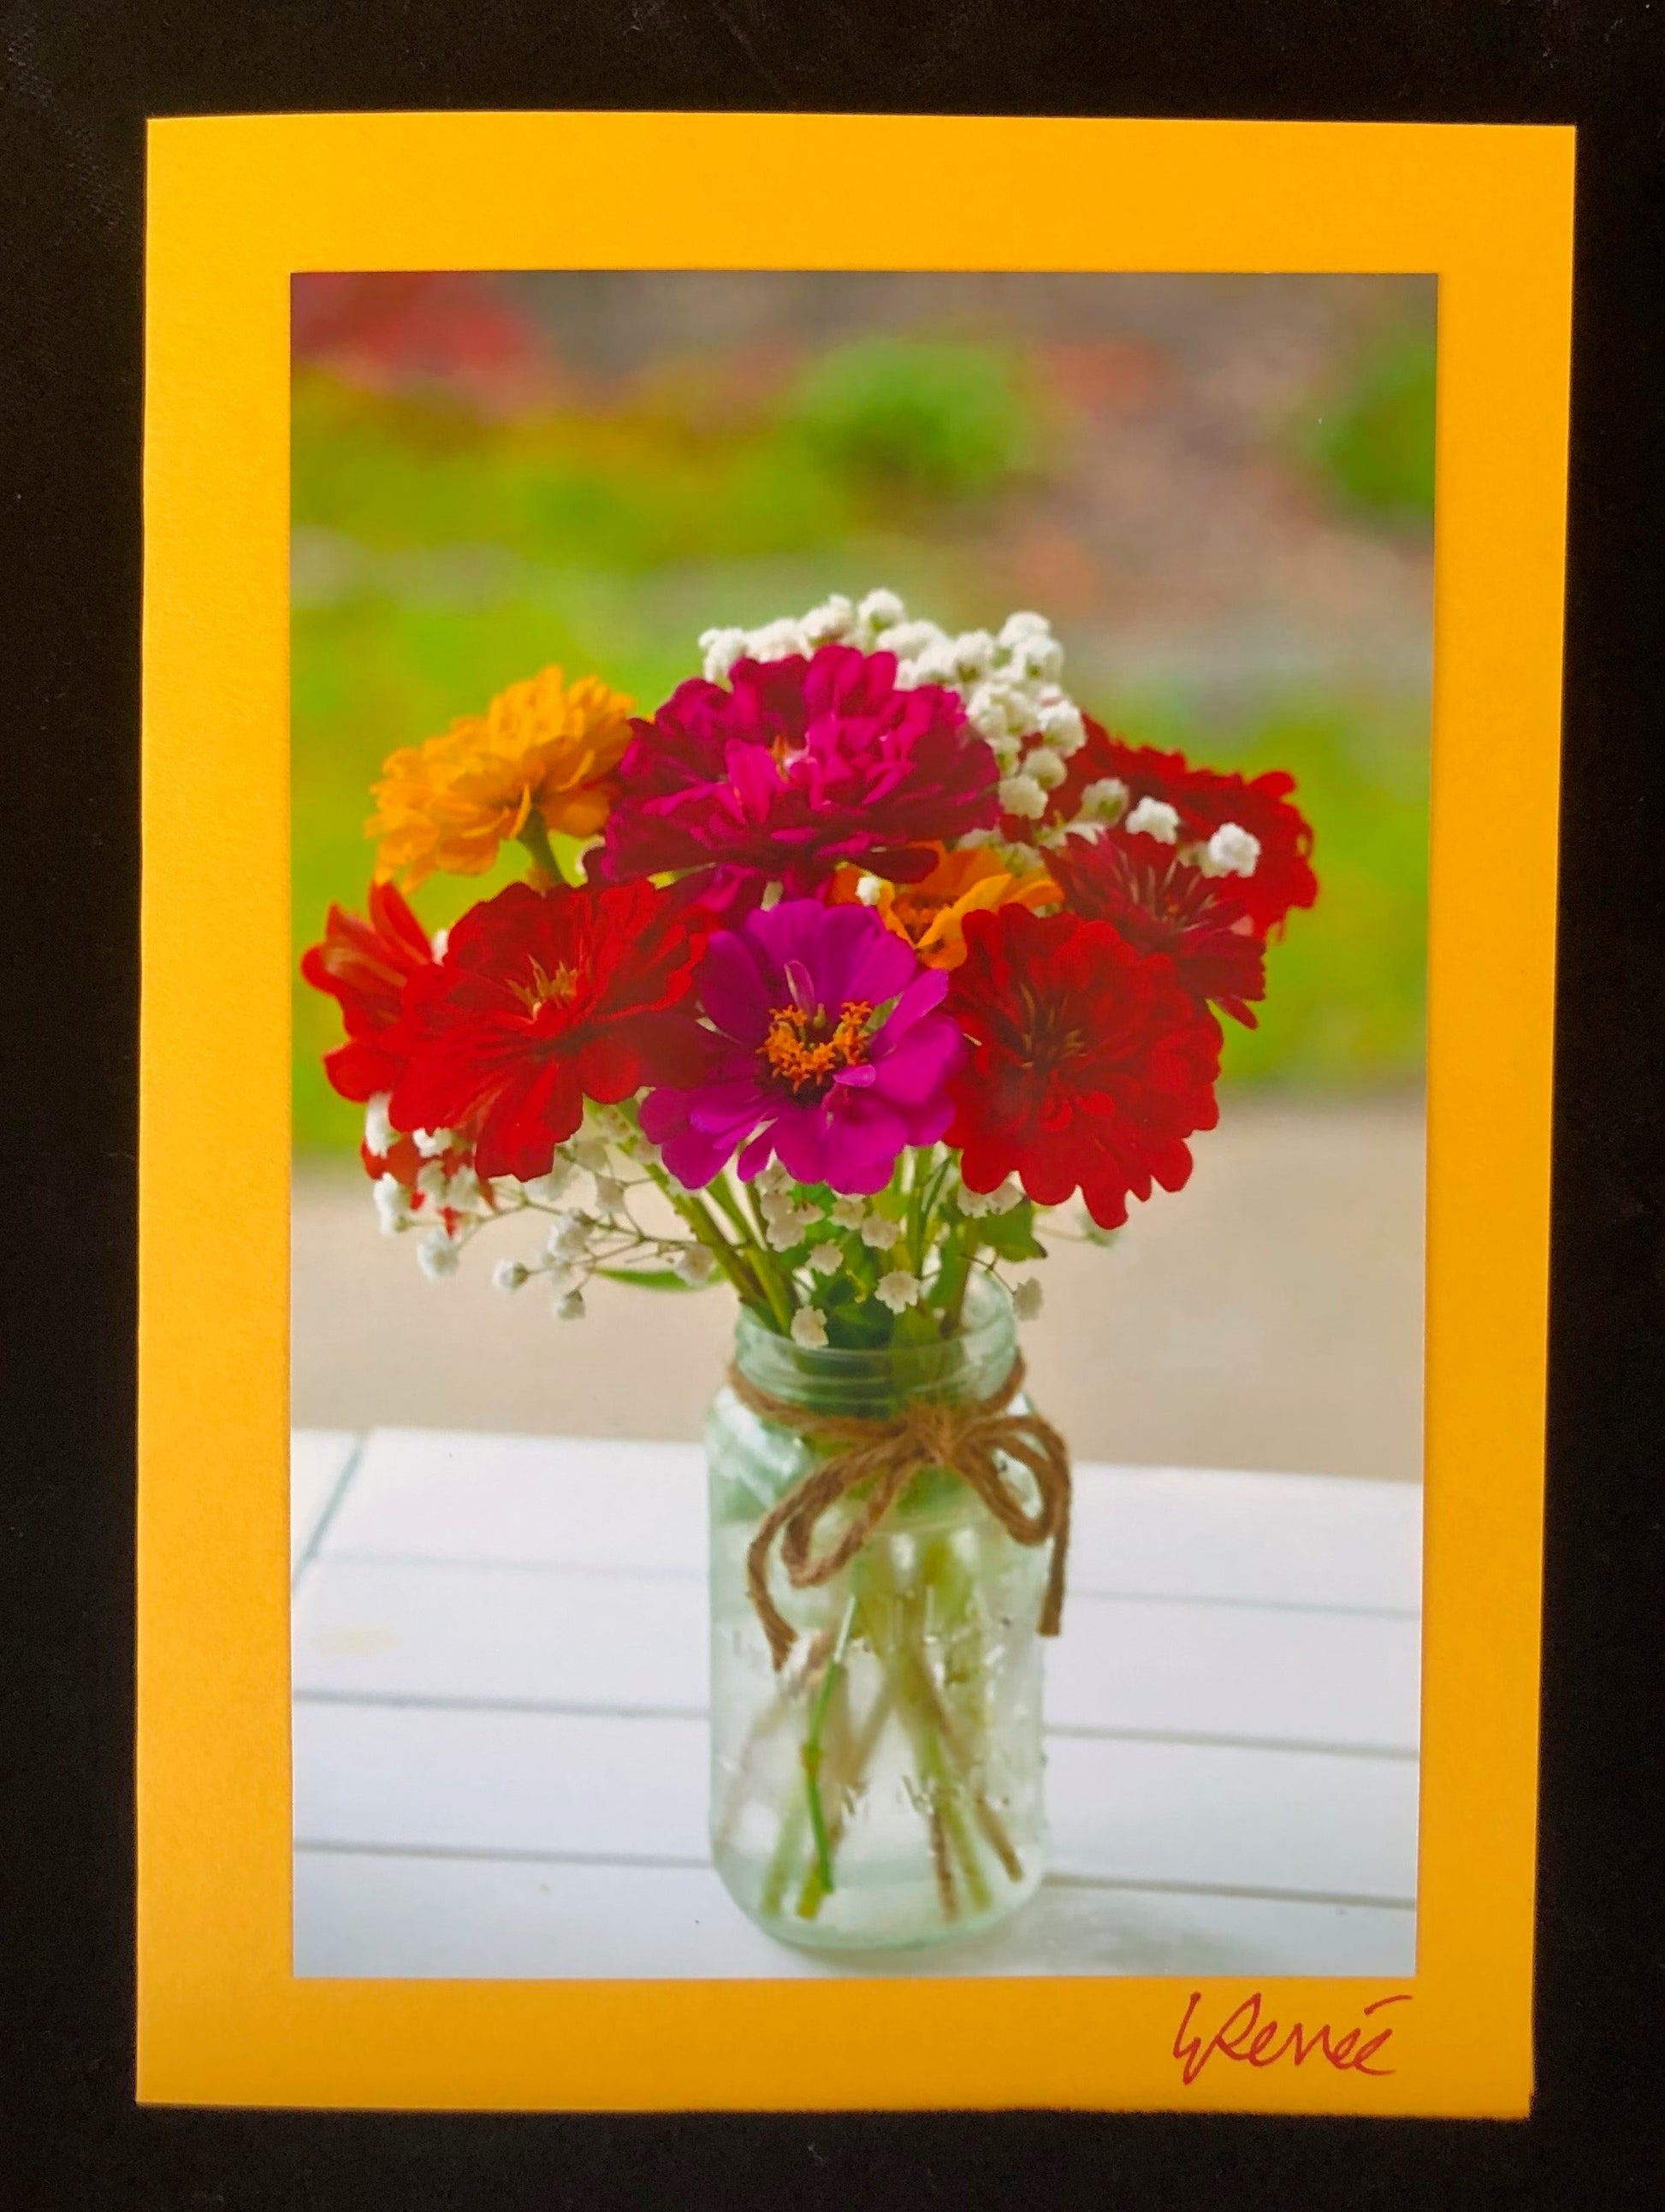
[{"left": 726, "top": 1352, "right": 1072, "bottom": 1670}]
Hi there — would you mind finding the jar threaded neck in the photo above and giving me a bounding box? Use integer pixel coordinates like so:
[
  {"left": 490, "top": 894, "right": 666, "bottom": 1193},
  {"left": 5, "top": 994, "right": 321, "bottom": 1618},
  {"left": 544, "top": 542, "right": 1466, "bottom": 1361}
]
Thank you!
[{"left": 732, "top": 1273, "right": 1016, "bottom": 1421}]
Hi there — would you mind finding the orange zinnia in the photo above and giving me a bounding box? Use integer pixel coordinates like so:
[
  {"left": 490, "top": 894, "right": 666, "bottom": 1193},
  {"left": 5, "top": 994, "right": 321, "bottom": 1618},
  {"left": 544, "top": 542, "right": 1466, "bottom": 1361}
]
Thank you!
[
  {"left": 368, "top": 666, "right": 635, "bottom": 889},
  {"left": 829, "top": 845, "right": 1059, "bottom": 970}
]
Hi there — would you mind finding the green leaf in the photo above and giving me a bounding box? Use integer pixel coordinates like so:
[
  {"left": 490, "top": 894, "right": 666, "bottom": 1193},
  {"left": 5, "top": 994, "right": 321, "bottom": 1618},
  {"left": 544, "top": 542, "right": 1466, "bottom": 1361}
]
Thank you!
[
  {"left": 824, "top": 1295, "right": 894, "bottom": 1350},
  {"left": 888, "top": 1304, "right": 944, "bottom": 1349},
  {"left": 591, "top": 1267, "right": 701, "bottom": 1292},
  {"left": 976, "top": 1200, "right": 1047, "bottom": 1263}
]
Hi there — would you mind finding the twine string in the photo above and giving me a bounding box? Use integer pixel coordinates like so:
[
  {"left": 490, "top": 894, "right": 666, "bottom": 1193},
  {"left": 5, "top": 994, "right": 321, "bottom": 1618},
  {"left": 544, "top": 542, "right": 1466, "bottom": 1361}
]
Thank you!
[{"left": 727, "top": 1352, "right": 1072, "bottom": 1670}]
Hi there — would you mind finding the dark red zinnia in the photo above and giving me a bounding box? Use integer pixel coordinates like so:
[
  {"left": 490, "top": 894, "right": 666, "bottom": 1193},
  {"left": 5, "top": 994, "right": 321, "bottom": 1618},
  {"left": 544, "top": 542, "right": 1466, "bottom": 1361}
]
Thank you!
[
  {"left": 300, "top": 878, "right": 435, "bottom": 1103},
  {"left": 1040, "top": 716, "right": 1318, "bottom": 937},
  {"left": 945, "top": 903, "right": 1222, "bottom": 1232},
  {"left": 385, "top": 878, "right": 710, "bottom": 1180},
  {"left": 595, "top": 643, "right": 1001, "bottom": 911},
  {"left": 1046, "top": 837, "right": 1267, "bottom": 1028}
]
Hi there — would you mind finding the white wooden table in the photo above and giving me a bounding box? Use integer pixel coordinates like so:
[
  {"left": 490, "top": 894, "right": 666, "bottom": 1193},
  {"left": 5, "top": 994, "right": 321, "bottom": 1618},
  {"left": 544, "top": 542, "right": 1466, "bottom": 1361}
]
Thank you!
[{"left": 292, "top": 1428, "right": 1421, "bottom": 1979}]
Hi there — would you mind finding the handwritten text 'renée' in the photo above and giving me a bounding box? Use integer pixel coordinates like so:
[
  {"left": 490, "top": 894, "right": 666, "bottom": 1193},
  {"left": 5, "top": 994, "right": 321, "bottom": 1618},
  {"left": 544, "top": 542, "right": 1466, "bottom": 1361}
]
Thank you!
[{"left": 1172, "top": 1990, "right": 1411, "bottom": 2085}]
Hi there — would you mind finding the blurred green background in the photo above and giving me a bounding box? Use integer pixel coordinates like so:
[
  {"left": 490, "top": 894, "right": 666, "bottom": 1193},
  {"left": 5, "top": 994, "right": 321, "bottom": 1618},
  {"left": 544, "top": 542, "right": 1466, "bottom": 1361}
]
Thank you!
[{"left": 292, "top": 272, "right": 1435, "bottom": 1156}]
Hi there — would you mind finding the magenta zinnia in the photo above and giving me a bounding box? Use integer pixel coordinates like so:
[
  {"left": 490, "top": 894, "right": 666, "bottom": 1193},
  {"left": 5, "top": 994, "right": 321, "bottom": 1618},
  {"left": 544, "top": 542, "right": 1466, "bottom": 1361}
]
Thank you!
[
  {"left": 595, "top": 644, "right": 1002, "bottom": 911},
  {"left": 640, "top": 897, "right": 964, "bottom": 1194}
]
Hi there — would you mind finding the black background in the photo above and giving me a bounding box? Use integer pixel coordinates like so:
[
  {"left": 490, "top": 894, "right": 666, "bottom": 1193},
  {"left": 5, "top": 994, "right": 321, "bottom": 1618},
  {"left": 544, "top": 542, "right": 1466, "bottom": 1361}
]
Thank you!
[{"left": 4, "top": 3, "right": 1664, "bottom": 2205}]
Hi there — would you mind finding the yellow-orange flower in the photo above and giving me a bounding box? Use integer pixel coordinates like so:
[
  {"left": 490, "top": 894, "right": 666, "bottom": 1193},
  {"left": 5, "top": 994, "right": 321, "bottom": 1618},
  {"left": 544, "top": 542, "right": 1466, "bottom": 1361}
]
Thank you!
[
  {"left": 828, "top": 845, "right": 1059, "bottom": 970},
  {"left": 368, "top": 667, "right": 635, "bottom": 889}
]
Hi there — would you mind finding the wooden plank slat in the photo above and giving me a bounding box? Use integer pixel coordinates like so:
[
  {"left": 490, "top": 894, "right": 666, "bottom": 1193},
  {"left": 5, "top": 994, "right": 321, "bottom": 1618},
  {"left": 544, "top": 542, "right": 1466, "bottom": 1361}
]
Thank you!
[
  {"left": 1067, "top": 1465, "right": 1422, "bottom": 1613},
  {"left": 321, "top": 1428, "right": 707, "bottom": 1574},
  {"left": 293, "top": 1559, "right": 709, "bottom": 1717},
  {"left": 1044, "top": 1732, "right": 1417, "bottom": 1902},
  {"left": 315, "top": 1429, "right": 1423, "bottom": 1613},
  {"left": 292, "top": 1558, "right": 1420, "bottom": 1752},
  {"left": 293, "top": 1704, "right": 1418, "bottom": 1904},
  {"left": 290, "top": 1430, "right": 359, "bottom": 1574},
  {"left": 293, "top": 1848, "right": 1415, "bottom": 1981},
  {"left": 1047, "top": 1591, "right": 1419, "bottom": 1752}
]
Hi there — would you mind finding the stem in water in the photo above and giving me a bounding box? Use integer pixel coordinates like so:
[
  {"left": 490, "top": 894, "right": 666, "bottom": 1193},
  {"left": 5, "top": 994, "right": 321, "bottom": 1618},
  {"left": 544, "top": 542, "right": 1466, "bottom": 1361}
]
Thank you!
[{"left": 799, "top": 1594, "right": 857, "bottom": 1896}]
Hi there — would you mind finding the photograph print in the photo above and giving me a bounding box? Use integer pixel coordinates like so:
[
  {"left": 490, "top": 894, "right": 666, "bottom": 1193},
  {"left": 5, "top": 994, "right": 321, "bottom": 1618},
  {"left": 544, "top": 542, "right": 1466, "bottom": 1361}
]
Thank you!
[{"left": 288, "top": 269, "right": 1431, "bottom": 1982}]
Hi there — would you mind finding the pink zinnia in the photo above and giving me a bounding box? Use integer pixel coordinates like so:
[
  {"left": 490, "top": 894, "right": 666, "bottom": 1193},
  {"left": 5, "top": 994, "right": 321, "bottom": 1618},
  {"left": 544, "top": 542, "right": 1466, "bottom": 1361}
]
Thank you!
[
  {"left": 639, "top": 898, "right": 965, "bottom": 1195},
  {"left": 594, "top": 644, "right": 1001, "bottom": 911}
]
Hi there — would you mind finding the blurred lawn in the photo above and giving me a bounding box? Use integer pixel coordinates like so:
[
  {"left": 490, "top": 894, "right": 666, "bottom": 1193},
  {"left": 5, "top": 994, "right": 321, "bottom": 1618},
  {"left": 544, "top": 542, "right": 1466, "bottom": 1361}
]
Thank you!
[{"left": 293, "top": 328, "right": 1430, "bottom": 1156}]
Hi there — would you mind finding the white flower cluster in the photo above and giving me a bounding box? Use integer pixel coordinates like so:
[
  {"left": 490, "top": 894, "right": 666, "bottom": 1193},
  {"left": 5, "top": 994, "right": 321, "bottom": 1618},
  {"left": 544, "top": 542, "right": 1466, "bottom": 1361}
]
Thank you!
[
  {"left": 754, "top": 1156, "right": 822, "bottom": 1251},
  {"left": 1118, "top": 802, "right": 1262, "bottom": 881},
  {"left": 954, "top": 1175, "right": 1025, "bottom": 1220},
  {"left": 363, "top": 1092, "right": 500, "bottom": 1276},
  {"left": 698, "top": 590, "right": 901, "bottom": 683},
  {"left": 376, "top": 1085, "right": 705, "bottom": 1316},
  {"left": 791, "top": 1306, "right": 829, "bottom": 1350},
  {"left": 1199, "top": 821, "right": 1262, "bottom": 878},
  {"left": 696, "top": 588, "right": 1265, "bottom": 888}
]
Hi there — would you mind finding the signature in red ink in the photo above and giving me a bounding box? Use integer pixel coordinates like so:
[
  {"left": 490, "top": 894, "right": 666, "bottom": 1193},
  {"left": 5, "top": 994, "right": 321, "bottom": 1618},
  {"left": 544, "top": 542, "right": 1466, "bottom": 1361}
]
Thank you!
[{"left": 1172, "top": 1990, "right": 1411, "bottom": 2085}]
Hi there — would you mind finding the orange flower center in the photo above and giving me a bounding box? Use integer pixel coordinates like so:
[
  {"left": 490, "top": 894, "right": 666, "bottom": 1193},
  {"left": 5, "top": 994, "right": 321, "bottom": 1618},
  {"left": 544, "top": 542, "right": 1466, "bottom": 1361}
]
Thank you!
[
  {"left": 887, "top": 886, "right": 951, "bottom": 942},
  {"left": 760, "top": 999, "right": 873, "bottom": 1097}
]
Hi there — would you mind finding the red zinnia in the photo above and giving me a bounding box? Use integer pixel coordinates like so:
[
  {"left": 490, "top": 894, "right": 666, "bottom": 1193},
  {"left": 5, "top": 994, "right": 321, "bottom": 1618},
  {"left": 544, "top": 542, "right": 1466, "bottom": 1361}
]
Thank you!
[
  {"left": 945, "top": 903, "right": 1222, "bottom": 1232},
  {"left": 1040, "top": 717, "right": 1318, "bottom": 937},
  {"left": 595, "top": 643, "right": 1001, "bottom": 910},
  {"left": 1046, "top": 837, "right": 1267, "bottom": 1028},
  {"left": 385, "top": 878, "right": 709, "bottom": 1181},
  {"left": 300, "top": 878, "right": 435, "bottom": 1103}
]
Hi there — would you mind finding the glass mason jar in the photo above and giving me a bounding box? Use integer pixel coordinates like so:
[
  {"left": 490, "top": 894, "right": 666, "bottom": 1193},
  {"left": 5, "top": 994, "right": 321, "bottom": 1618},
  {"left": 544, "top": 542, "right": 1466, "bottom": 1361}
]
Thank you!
[{"left": 706, "top": 1275, "right": 1050, "bottom": 1953}]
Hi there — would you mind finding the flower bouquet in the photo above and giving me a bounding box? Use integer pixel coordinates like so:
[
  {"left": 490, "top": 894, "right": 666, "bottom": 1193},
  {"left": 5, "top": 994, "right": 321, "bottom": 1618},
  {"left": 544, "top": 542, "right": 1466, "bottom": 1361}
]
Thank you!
[{"left": 304, "top": 590, "right": 1316, "bottom": 1951}]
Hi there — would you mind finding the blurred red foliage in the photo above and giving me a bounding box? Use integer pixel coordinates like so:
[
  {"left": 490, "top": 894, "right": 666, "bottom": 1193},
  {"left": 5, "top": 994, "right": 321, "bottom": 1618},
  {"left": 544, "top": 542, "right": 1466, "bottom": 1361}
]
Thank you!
[
  {"left": 1037, "top": 337, "right": 1170, "bottom": 414},
  {"left": 291, "top": 273, "right": 556, "bottom": 414}
]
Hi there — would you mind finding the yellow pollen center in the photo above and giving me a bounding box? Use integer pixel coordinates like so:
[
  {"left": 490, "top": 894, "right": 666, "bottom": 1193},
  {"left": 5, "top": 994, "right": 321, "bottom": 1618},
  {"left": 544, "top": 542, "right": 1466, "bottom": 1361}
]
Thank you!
[
  {"left": 890, "top": 887, "right": 950, "bottom": 939},
  {"left": 761, "top": 999, "right": 874, "bottom": 1096},
  {"left": 509, "top": 955, "right": 579, "bottom": 1015}
]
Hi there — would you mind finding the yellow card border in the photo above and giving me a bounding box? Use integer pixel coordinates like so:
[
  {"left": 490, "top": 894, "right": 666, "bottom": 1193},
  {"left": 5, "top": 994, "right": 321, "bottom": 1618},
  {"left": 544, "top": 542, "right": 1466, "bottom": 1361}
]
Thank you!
[{"left": 139, "top": 111, "right": 1573, "bottom": 2116}]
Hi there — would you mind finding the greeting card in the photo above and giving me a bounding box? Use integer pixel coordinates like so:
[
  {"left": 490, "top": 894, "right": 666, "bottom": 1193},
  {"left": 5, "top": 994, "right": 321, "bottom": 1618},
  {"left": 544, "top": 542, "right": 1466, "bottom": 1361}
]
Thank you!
[{"left": 139, "top": 111, "right": 1572, "bottom": 2115}]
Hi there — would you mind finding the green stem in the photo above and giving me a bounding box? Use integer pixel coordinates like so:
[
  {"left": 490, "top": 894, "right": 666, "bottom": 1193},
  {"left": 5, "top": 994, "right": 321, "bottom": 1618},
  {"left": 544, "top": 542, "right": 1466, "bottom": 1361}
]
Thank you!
[
  {"left": 950, "top": 1248, "right": 988, "bottom": 1337},
  {"left": 915, "top": 1156, "right": 955, "bottom": 1305},
  {"left": 710, "top": 1172, "right": 797, "bottom": 1334},
  {"left": 751, "top": 1627, "right": 832, "bottom": 1913},
  {"left": 759, "top": 1795, "right": 811, "bottom": 1919},
  {"left": 734, "top": 1174, "right": 789, "bottom": 1279},
  {"left": 905, "top": 1152, "right": 931, "bottom": 1276},
  {"left": 852, "top": 1544, "right": 997, "bottom": 1920},
  {"left": 931, "top": 1223, "right": 979, "bottom": 1328},
  {"left": 516, "top": 813, "right": 565, "bottom": 882},
  {"left": 640, "top": 1160, "right": 769, "bottom": 1316},
  {"left": 793, "top": 1677, "right": 894, "bottom": 1921},
  {"left": 917, "top": 1537, "right": 1025, "bottom": 1884},
  {"left": 936, "top": 1791, "right": 992, "bottom": 1913},
  {"left": 707, "top": 1169, "right": 755, "bottom": 1241},
  {"left": 797, "top": 1594, "right": 856, "bottom": 1899},
  {"left": 892, "top": 1639, "right": 992, "bottom": 1915}
]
